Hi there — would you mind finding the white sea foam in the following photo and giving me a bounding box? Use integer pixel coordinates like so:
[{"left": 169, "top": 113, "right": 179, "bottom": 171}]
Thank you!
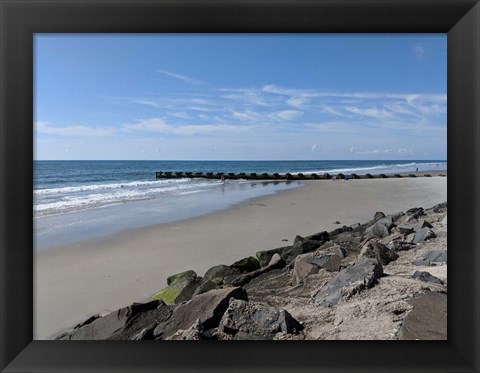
[
  {"left": 34, "top": 178, "right": 220, "bottom": 217},
  {"left": 296, "top": 162, "right": 446, "bottom": 175}
]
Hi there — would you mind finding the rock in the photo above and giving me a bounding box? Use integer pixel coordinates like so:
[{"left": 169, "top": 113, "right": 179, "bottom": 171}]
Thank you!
[
  {"left": 307, "top": 230, "right": 330, "bottom": 242},
  {"left": 131, "top": 327, "right": 155, "bottom": 340},
  {"left": 166, "top": 319, "right": 204, "bottom": 340},
  {"left": 283, "top": 239, "right": 323, "bottom": 263},
  {"left": 406, "top": 207, "right": 424, "bottom": 215},
  {"left": 413, "top": 220, "right": 433, "bottom": 232},
  {"left": 314, "top": 258, "right": 383, "bottom": 307},
  {"left": 294, "top": 235, "right": 305, "bottom": 244},
  {"left": 388, "top": 240, "right": 417, "bottom": 251},
  {"left": 398, "top": 292, "right": 447, "bottom": 340},
  {"left": 412, "top": 228, "right": 437, "bottom": 244},
  {"left": 374, "top": 211, "right": 386, "bottom": 221},
  {"left": 152, "top": 276, "right": 199, "bottom": 305},
  {"left": 412, "top": 250, "right": 447, "bottom": 266},
  {"left": 308, "top": 254, "right": 342, "bottom": 272},
  {"left": 412, "top": 271, "right": 443, "bottom": 285},
  {"left": 336, "top": 232, "right": 363, "bottom": 243},
  {"left": 57, "top": 300, "right": 172, "bottom": 340},
  {"left": 256, "top": 247, "right": 288, "bottom": 267},
  {"left": 219, "top": 299, "right": 303, "bottom": 339},
  {"left": 167, "top": 270, "right": 197, "bottom": 286},
  {"left": 387, "top": 211, "right": 405, "bottom": 222},
  {"left": 231, "top": 256, "right": 261, "bottom": 273},
  {"left": 156, "top": 287, "right": 248, "bottom": 339},
  {"left": 203, "top": 264, "right": 238, "bottom": 285},
  {"left": 406, "top": 208, "right": 425, "bottom": 222},
  {"left": 380, "top": 232, "right": 404, "bottom": 245},
  {"left": 292, "top": 255, "right": 319, "bottom": 285},
  {"left": 358, "top": 240, "right": 398, "bottom": 265},
  {"left": 365, "top": 217, "right": 393, "bottom": 239},
  {"left": 232, "top": 254, "right": 286, "bottom": 286},
  {"left": 440, "top": 214, "right": 447, "bottom": 226},
  {"left": 397, "top": 225, "right": 415, "bottom": 235},
  {"left": 426, "top": 202, "right": 447, "bottom": 214},
  {"left": 192, "top": 278, "right": 219, "bottom": 297},
  {"left": 328, "top": 226, "right": 351, "bottom": 237}
]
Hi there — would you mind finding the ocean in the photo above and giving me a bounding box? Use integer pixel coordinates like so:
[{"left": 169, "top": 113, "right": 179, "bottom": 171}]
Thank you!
[{"left": 34, "top": 160, "right": 446, "bottom": 250}]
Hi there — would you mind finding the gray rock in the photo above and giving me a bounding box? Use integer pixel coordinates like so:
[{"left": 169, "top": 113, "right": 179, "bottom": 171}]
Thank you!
[
  {"left": 397, "top": 225, "right": 415, "bottom": 235},
  {"left": 398, "top": 292, "right": 447, "bottom": 340},
  {"left": 219, "top": 299, "right": 303, "bottom": 339},
  {"left": 292, "top": 256, "right": 319, "bottom": 285},
  {"left": 414, "top": 220, "right": 433, "bottom": 232},
  {"left": 336, "top": 232, "right": 363, "bottom": 243},
  {"left": 314, "top": 258, "right": 383, "bottom": 307},
  {"left": 192, "top": 278, "right": 219, "bottom": 297},
  {"left": 412, "top": 271, "right": 443, "bottom": 285},
  {"left": 308, "top": 231, "right": 330, "bottom": 242},
  {"left": 203, "top": 264, "right": 239, "bottom": 285},
  {"left": 412, "top": 228, "right": 437, "bottom": 244},
  {"left": 308, "top": 254, "right": 342, "bottom": 272},
  {"left": 166, "top": 319, "right": 204, "bottom": 340},
  {"left": 151, "top": 276, "right": 199, "bottom": 305},
  {"left": 365, "top": 217, "right": 393, "bottom": 239},
  {"left": 387, "top": 211, "right": 405, "bottom": 222},
  {"left": 328, "top": 226, "right": 351, "bottom": 237},
  {"left": 56, "top": 300, "right": 172, "bottom": 340},
  {"left": 155, "top": 287, "right": 248, "bottom": 339},
  {"left": 358, "top": 240, "right": 398, "bottom": 265},
  {"left": 232, "top": 253, "right": 286, "bottom": 286},
  {"left": 256, "top": 246, "right": 289, "bottom": 267},
  {"left": 388, "top": 240, "right": 417, "bottom": 251},
  {"left": 412, "top": 250, "right": 447, "bottom": 266},
  {"left": 374, "top": 211, "right": 386, "bottom": 221}
]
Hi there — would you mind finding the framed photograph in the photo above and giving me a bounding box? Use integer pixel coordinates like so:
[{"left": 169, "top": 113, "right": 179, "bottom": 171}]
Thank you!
[{"left": 1, "top": 0, "right": 479, "bottom": 372}]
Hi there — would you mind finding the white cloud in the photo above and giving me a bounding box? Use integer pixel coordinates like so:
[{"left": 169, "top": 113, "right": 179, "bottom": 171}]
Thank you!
[
  {"left": 413, "top": 44, "right": 426, "bottom": 60},
  {"left": 311, "top": 144, "right": 320, "bottom": 152},
  {"left": 349, "top": 146, "right": 358, "bottom": 153},
  {"left": 123, "top": 118, "right": 256, "bottom": 136},
  {"left": 276, "top": 110, "right": 302, "bottom": 120},
  {"left": 35, "top": 121, "right": 116, "bottom": 137},
  {"left": 157, "top": 69, "right": 203, "bottom": 85}
]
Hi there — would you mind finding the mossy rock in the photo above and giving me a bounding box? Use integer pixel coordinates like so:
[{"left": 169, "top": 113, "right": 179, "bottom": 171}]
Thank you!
[
  {"left": 231, "top": 256, "right": 261, "bottom": 273},
  {"left": 167, "top": 270, "right": 197, "bottom": 286},
  {"left": 256, "top": 247, "right": 288, "bottom": 267},
  {"left": 152, "top": 277, "right": 198, "bottom": 305},
  {"left": 204, "top": 264, "right": 237, "bottom": 285}
]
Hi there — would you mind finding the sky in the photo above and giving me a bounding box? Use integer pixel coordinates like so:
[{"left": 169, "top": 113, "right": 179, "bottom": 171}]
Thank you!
[{"left": 34, "top": 34, "right": 447, "bottom": 161}]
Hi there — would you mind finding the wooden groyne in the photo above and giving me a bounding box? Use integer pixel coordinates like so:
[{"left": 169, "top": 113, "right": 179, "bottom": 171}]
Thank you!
[{"left": 155, "top": 171, "right": 446, "bottom": 181}]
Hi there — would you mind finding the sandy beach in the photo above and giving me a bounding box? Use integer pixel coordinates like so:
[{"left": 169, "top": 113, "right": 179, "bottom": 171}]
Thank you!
[{"left": 34, "top": 175, "right": 447, "bottom": 339}]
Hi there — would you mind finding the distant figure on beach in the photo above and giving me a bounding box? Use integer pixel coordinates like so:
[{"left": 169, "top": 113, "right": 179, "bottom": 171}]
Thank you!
[
  {"left": 416, "top": 167, "right": 419, "bottom": 172},
  {"left": 220, "top": 175, "right": 225, "bottom": 184}
]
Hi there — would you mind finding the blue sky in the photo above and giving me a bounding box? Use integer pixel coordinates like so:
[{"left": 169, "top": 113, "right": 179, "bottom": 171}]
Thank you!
[{"left": 34, "top": 34, "right": 447, "bottom": 160}]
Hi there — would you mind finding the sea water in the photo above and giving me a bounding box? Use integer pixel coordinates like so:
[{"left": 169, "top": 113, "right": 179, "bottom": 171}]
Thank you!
[{"left": 34, "top": 160, "right": 446, "bottom": 249}]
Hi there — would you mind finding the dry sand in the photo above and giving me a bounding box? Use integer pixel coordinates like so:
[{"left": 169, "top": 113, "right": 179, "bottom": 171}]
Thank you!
[{"left": 34, "top": 176, "right": 447, "bottom": 339}]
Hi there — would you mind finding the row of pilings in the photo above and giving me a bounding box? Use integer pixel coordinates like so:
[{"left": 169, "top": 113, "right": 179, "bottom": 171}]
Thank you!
[{"left": 155, "top": 171, "right": 446, "bottom": 181}]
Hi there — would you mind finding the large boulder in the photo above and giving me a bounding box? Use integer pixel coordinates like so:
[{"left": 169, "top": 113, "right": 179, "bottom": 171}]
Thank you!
[
  {"left": 292, "top": 255, "right": 319, "bottom": 285},
  {"left": 412, "top": 250, "right": 447, "bottom": 266},
  {"left": 308, "top": 254, "right": 342, "bottom": 272},
  {"left": 358, "top": 240, "right": 398, "bottom": 265},
  {"left": 398, "top": 292, "right": 447, "bottom": 340},
  {"left": 412, "top": 228, "right": 437, "bottom": 244},
  {"left": 412, "top": 271, "right": 443, "bottom": 285},
  {"left": 232, "top": 254, "right": 286, "bottom": 287},
  {"left": 314, "top": 258, "right": 383, "bottom": 307},
  {"left": 155, "top": 287, "right": 248, "bottom": 339},
  {"left": 413, "top": 220, "right": 433, "bottom": 232},
  {"left": 192, "top": 278, "right": 219, "bottom": 297},
  {"left": 219, "top": 299, "right": 303, "bottom": 339},
  {"left": 167, "top": 270, "right": 197, "bottom": 286},
  {"left": 388, "top": 240, "right": 417, "bottom": 251},
  {"left": 307, "top": 231, "right": 330, "bottom": 242},
  {"left": 365, "top": 217, "right": 393, "bottom": 239},
  {"left": 151, "top": 276, "right": 199, "bottom": 305},
  {"left": 56, "top": 300, "right": 172, "bottom": 340},
  {"left": 203, "top": 264, "right": 240, "bottom": 285},
  {"left": 231, "top": 256, "right": 261, "bottom": 273},
  {"left": 256, "top": 247, "right": 288, "bottom": 267}
]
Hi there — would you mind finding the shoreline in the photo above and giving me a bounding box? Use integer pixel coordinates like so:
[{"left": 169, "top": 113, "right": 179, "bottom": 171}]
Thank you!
[{"left": 34, "top": 175, "right": 447, "bottom": 339}]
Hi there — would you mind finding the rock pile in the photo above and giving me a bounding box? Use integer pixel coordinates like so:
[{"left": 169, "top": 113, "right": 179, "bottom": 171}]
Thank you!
[{"left": 57, "top": 202, "right": 447, "bottom": 340}]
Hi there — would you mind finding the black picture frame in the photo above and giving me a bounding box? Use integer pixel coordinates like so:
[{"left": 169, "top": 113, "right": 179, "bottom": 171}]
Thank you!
[{"left": 1, "top": 0, "right": 479, "bottom": 372}]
